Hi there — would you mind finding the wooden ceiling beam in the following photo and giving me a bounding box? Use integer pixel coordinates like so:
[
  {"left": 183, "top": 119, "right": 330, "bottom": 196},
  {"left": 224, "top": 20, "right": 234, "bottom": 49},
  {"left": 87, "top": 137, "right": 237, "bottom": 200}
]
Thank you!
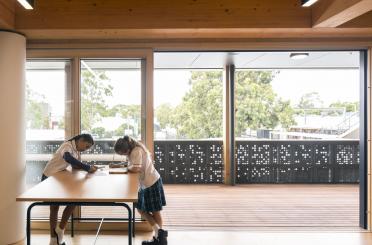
[
  {"left": 18, "top": 27, "right": 372, "bottom": 40},
  {"left": 0, "top": 0, "right": 15, "bottom": 29},
  {"left": 312, "top": 0, "right": 372, "bottom": 28}
]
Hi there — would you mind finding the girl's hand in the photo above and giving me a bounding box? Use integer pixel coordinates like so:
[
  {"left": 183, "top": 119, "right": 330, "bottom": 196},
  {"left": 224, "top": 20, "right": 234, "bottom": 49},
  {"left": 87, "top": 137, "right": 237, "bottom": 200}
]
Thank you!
[{"left": 89, "top": 165, "right": 98, "bottom": 173}]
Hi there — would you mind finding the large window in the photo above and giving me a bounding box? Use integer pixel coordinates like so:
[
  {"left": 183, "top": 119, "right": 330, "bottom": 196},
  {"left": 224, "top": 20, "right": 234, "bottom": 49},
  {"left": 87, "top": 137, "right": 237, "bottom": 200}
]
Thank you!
[
  {"left": 233, "top": 51, "right": 360, "bottom": 184},
  {"left": 80, "top": 59, "right": 142, "bottom": 218},
  {"left": 26, "top": 60, "right": 70, "bottom": 218}
]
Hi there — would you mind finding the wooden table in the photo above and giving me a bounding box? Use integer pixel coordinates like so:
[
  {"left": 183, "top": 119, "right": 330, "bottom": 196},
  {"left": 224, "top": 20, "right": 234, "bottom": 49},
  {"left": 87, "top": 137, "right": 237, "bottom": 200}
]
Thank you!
[{"left": 17, "top": 169, "right": 139, "bottom": 245}]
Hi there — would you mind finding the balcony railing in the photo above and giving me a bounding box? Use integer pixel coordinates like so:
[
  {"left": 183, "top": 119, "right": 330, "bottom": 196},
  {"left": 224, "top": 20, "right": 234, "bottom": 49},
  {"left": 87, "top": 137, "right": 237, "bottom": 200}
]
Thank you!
[{"left": 26, "top": 139, "right": 359, "bottom": 186}]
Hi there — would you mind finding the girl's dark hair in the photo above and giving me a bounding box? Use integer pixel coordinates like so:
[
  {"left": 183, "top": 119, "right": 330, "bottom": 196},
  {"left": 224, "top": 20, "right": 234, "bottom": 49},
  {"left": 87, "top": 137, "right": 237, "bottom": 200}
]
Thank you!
[
  {"left": 114, "top": 135, "right": 135, "bottom": 154},
  {"left": 114, "top": 135, "right": 150, "bottom": 156},
  {"left": 68, "top": 134, "right": 94, "bottom": 145}
]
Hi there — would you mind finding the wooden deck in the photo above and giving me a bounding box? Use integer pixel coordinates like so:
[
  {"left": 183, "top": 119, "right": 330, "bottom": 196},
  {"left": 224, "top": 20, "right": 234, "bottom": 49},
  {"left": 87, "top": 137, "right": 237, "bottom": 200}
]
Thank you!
[
  {"left": 161, "top": 184, "right": 359, "bottom": 230},
  {"left": 32, "top": 184, "right": 359, "bottom": 230}
]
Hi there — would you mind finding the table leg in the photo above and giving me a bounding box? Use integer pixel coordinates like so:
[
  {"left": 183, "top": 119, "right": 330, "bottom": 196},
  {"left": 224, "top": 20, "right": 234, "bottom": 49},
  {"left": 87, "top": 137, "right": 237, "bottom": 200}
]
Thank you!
[
  {"left": 132, "top": 203, "right": 136, "bottom": 237},
  {"left": 25, "top": 202, "right": 133, "bottom": 245},
  {"left": 119, "top": 203, "right": 132, "bottom": 245},
  {"left": 71, "top": 212, "right": 74, "bottom": 237},
  {"left": 26, "top": 202, "right": 42, "bottom": 245}
]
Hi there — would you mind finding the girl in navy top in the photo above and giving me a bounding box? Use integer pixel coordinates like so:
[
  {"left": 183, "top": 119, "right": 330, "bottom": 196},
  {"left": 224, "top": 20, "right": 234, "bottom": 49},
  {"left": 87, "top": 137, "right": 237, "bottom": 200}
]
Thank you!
[{"left": 42, "top": 134, "right": 97, "bottom": 245}]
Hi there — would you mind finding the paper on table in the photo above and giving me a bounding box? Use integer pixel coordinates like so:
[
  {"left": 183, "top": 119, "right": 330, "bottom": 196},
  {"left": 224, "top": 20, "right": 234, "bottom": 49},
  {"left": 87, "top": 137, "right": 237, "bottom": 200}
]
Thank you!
[{"left": 93, "top": 171, "right": 108, "bottom": 176}]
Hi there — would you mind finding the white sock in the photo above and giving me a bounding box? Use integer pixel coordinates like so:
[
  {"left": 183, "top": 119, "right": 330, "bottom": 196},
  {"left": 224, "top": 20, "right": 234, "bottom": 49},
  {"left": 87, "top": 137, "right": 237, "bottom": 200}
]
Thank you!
[
  {"left": 49, "top": 237, "right": 58, "bottom": 245},
  {"left": 152, "top": 224, "right": 160, "bottom": 237},
  {"left": 55, "top": 226, "right": 65, "bottom": 243}
]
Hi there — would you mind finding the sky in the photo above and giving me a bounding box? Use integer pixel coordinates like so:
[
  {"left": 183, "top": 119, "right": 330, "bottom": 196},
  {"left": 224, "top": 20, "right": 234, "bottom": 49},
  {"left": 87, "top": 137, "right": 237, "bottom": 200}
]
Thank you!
[{"left": 271, "top": 69, "right": 359, "bottom": 106}]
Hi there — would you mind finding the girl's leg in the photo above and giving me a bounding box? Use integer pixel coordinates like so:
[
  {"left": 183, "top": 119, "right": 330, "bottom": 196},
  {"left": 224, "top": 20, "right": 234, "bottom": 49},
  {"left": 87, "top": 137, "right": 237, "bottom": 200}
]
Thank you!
[
  {"left": 59, "top": 205, "right": 75, "bottom": 229},
  {"left": 152, "top": 211, "right": 163, "bottom": 228},
  {"left": 138, "top": 210, "right": 163, "bottom": 227},
  {"left": 152, "top": 211, "right": 167, "bottom": 245},
  {"left": 49, "top": 205, "right": 60, "bottom": 237},
  {"left": 138, "top": 209, "right": 157, "bottom": 226}
]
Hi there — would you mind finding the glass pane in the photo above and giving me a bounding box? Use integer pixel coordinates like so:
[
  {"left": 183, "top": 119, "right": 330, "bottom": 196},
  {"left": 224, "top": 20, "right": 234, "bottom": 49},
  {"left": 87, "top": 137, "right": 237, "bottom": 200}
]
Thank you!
[
  {"left": 26, "top": 60, "right": 70, "bottom": 218},
  {"left": 153, "top": 60, "right": 224, "bottom": 183},
  {"left": 235, "top": 64, "right": 360, "bottom": 140},
  {"left": 80, "top": 59, "right": 142, "bottom": 218},
  {"left": 154, "top": 69, "right": 223, "bottom": 140},
  {"left": 234, "top": 51, "right": 361, "bottom": 185}
]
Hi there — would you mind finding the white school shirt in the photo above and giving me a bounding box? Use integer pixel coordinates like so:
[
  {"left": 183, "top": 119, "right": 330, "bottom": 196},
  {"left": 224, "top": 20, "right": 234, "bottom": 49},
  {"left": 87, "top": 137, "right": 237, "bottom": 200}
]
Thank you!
[
  {"left": 43, "top": 140, "right": 79, "bottom": 177},
  {"left": 128, "top": 146, "right": 160, "bottom": 189}
]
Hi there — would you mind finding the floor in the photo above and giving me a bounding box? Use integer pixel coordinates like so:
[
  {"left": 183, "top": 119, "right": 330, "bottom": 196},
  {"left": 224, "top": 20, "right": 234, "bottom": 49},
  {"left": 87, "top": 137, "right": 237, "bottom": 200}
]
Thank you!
[
  {"left": 82, "top": 184, "right": 359, "bottom": 230},
  {"left": 22, "top": 230, "right": 372, "bottom": 245},
  {"left": 23, "top": 184, "right": 366, "bottom": 244}
]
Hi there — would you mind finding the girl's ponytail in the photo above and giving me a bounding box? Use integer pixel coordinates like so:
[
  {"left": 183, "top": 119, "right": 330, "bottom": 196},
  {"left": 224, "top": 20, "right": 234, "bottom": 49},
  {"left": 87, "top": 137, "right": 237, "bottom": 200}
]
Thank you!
[{"left": 68, "top": 134, "right": 94, "bottom": 145}]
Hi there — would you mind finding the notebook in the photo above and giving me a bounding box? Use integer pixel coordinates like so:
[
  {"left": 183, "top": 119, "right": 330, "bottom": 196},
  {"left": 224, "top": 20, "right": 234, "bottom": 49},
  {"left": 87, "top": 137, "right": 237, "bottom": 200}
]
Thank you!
[{"left": 109, "top": 167, "right": 128, "bottom": 174}]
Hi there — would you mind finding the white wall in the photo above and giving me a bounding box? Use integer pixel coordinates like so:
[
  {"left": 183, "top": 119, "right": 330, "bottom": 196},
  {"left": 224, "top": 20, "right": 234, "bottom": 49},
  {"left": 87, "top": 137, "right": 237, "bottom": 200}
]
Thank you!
[{"left": 0, "top": 30, "right": 26, "bottom": 244}]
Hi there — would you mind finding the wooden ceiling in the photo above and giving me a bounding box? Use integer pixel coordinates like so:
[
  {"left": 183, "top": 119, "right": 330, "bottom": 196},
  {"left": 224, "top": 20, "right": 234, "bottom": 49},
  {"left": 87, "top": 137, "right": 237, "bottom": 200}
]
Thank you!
[{"left": 1, "top": 0, "right": 372, "bottom": 40}]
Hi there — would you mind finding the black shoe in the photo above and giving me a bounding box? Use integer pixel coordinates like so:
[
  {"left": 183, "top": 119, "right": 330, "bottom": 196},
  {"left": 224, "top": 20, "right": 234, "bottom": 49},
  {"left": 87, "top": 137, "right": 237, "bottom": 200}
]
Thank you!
[
  {"left": 142, "top": 236, "right": 159, "bottom": 245},
  {"left": 158, "top": 229, "right": 168, "bottom": 245}
]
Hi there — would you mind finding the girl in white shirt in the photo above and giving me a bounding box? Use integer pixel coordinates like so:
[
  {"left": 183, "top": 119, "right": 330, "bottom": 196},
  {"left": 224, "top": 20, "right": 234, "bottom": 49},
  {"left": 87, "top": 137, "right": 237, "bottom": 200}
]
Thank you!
[
  {"left": 114, "top": 136, "right": 167, "bottom": 245},
  {"left": 42, "top": 134, "right": 98, "bottom": 245}
]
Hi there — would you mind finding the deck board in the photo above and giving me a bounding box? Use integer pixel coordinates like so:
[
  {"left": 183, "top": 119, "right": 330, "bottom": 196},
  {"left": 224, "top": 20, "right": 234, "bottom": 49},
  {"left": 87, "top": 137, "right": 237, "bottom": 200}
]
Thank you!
[{"left": 31, "top": 184, "right": 359, "bottom": 230}]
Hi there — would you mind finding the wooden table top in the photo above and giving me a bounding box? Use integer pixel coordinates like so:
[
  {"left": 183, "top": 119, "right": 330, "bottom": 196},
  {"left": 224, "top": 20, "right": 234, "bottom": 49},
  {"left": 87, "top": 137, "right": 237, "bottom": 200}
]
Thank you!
[{"left": 17, "top": 169, "right": 139, "bottom": 203}]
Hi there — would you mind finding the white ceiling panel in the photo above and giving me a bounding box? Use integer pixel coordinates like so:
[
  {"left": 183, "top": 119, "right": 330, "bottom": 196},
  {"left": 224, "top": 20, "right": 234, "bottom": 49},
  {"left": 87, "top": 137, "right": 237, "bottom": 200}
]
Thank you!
[{"left": 155, "top": 51, "right": 360, "bottom": 69}]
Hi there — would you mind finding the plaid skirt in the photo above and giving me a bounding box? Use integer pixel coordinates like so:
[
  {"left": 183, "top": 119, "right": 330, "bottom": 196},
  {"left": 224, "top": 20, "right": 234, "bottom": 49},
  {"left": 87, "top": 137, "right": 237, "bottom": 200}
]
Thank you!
[{"left": 137, "top": 178, "right": 166, "bottom": 212}]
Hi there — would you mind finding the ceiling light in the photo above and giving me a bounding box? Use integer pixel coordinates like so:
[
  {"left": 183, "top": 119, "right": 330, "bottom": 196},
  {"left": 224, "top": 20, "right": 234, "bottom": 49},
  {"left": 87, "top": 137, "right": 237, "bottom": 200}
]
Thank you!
[
  {"left": 290, "top": 53, "right": 309, "bottom": 60},
  {"left": 301, "top": 0, "right": 318, "bottom": 7},
  {"left": 17, "top": 0, "right": 34, "bottom": 10}
]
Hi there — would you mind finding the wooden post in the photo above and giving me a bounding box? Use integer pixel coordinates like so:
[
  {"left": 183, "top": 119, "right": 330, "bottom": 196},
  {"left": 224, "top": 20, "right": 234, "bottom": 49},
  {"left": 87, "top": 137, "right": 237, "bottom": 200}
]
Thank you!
[
  {"left": 367, "top": 47, "right": 372, "bottom": 231},
  {"left": 143, "top": 51, "right": 154, "bottom": 157},
  {"left": 223, "top": 64, "right": 235, "bottom": 185}
]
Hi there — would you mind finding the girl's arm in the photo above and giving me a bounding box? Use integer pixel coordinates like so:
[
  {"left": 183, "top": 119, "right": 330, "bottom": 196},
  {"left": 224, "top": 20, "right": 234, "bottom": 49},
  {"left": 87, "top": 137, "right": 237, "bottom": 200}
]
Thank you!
[
  {"left": 128, "top": 165, "right": 141, "bottom": 173},
  {"left": 63, "top": 152, "right": 92, "bottom": 172},
  {"left": 128, "top": 148, "right": 142, "bottom": 173}
]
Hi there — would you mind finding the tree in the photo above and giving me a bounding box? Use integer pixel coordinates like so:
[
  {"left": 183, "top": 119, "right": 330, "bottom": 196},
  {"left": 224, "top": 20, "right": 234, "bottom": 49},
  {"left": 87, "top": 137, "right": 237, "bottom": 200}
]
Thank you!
[
  {"left": 81, "top": 70, "right": 113, "bottom": 131},
  {"left": 91, "top": 127, "right": 106, "bottom": 138},
  {"left": 298, "top": 92, "right": 323, "bottom": 109},
  {"left": 164, "top": 70, "right": 295, "bottom": 139},
  {"left": 296, "top": 92, "right": 324, "bottom": 115},
  {"left": 112, "top": 104, "right": 141, "bottom": 119},
  {"left": 115, "top": 123, "right": 136, "bottom": 137},
  {"left": 170, "top": 71, "right": 223, "bottom": 138},
  {"left": 25, "top": 84, "right": 51, "bottom": 129},
  {"left": 112, "top": 104, "right": 141, "bottom": 137},
  {"left": 329, "top": 101, "right": 359, "bottom": 113},
  {"left": 155, "top": 103, "right": 174, "bottom": 129},
  {"left": 234, "top": 71, "right": 295, "bottom": 134}
]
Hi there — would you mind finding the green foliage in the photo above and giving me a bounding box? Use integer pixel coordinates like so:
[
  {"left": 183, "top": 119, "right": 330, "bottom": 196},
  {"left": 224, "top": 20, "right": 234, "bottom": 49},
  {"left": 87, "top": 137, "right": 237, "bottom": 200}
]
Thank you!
[
  {"left": 298, "top": 92, "right": 323, "bottom": 109},
  {"left": 115, "top": 123, "right": 137, "bottom": 137},
  {"left": 58, "top": 117, "right": 65, "bottom": 129},
  {"left": 171, "top": 71, "right": 223, "bottom": 138},
  {"left": 25, "top": 84, "right": 50, "bottom": 129},
  {"left": 112, "top": 104, "right": 141, "bottom": 119},
  {"left": 91, "top": 127, "right": 106, "bottom": 138},
  {"left": 81, "top": 70, "right": 113, "bottom": 131},
  {"left": 296, "top": 92, "right": 324, "bottom": 115},
  {"left": 329, "top": 101, "right": 359, "bottom": 112},
  {"left": 155, "top": 103, "right": 174, "bottom": 129},
  {"left": 234, "top": 71, "right": 295, "bottom": 134},
  {"left": 154, "top": 70, "right": 296, "bottom": 139}
]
